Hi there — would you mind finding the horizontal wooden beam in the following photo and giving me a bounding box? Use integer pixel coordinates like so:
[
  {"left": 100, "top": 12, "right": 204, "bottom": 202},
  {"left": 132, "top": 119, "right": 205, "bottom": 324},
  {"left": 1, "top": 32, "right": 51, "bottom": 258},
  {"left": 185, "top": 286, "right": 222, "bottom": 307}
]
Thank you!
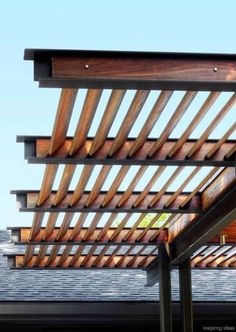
[
  {"left": 25, "top": 49, "right": 236, "bottom": 91},
  {"left": 9, "top": 227, "right": 168, "bottom": 244},
  {"left": 18, "top": 136, "right": 236, "bottom": 166},
  {"left": 8, "top": 254, "right": 157, "bottom": 269},
  {"left": 170, "top": 182, "right": 236, "bottom": 264},
  {"left": 7, "top": 255, "right": 236, "bottom": 270},
  {"left": 12, "top": 190, "right": 201, "bottom": 213}
]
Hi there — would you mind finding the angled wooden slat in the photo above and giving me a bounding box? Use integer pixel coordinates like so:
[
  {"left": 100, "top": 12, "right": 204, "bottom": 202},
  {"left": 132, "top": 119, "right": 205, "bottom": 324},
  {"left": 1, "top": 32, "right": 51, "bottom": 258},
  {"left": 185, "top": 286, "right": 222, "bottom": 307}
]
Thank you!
[
  {"left": 117, "top": 166, "right": 148, "bottom": 207},
  {"left": 115, "top": 245, "right": 134, "bottom": 267},
  {"left": 24, "top": 245, "right": 35, "bottom": 266},
  {"left": 69, "top": 245, "right": 84, "bottom": 267},
  {"left": 202, "top": 246, "right": 233, "bottom": 268},
  {"left": 35, "top": 245, "right": 48, "bottom": 266},
  {"left": 58, "top": 245, "right": 73, "bottom": 266},
  {"left": 69, "top": 213, "right": 88, "bottom": 240},
  {"left": 29, "top": 213, "right": 44, "bottom": 240},
  {"left": 132, "top": 166, "right": 166, "bottom": 207},
  {"left": 225, "top": 142, "right": 236, "bottom": 159},
  {"left": 219, "top": 251, "right": 236, "bottom": 267},
  {"left": 148, "top": 91, "right": 197, "bottom": 157},
  {"left": 206, "top": 122, "right": 236, "bottom": 159},
  {"left": 135, "top": 214, "right": 162, "bottom": 242},
  {"left": 37, "top": 165, "right": 58, "bottom": 206},
  {"left": 53, "top": 165, "right": 76, "bottom": 206},
  {"left": 104, "top": 245, "right": 122, "bottom": 267},
  {"left": 101, "top": 166, "right": 130, "bottom": 206},
  {"left": 89, "top": 90, "right": 126, "bottom": 155},
  {"left": 194, "top": 246, "right": 220, "bottom": 267},
  {"left": 49, "top": 89, "right": 78, "bottom": 155},
  {"left": 164, "top": 167, "right": 201, "bottom": 207},
  {"left": 149, "top": 214, "right": 178, "bottom": 242},
  {"left": 70, "top": 165, "right": 95, "bottom": 206},
  {"left": 187, "top": 92, "right": 236, "bottom": 158},
  {"left": 128, "top": 90, "right": 173, "bottom": 157},
  {"left": 81, "top": 245, "right": 97, "bottom": 267},
  {"left": 108, "top": 90, "right": 150, "bottom": 156},
  {"left": 56, "top": 213, "right": 74, "bottom": 240},
  {"left": 167, "top": 92, "right": 220, "bottom": 157},
  {"left": 127, "top": 246, "right": 145, "bottom": 267},
  {"left": 96, "top": 213, "right": 118, "bottom": 241},
  {"left": 109, "top": 214, "right": 130, "bottom": 241},
  {"left": 122, "top": 214, "right": 146, "bottom": 241},
  {"left": 83, "top": 213, "right": 102, "bottom": 241},
  {"left": 180, "top": 167, "right": 219, "bottom": 207},
  {"left": 46, "top": 245, "right": 60, "bottom": 266},
  {"left": 69, "top": 89, "right": 102, "bottom": 155},
  {"left": 85, "top": 165, "right": 112, "bottom": 206},
  {"left": 43, "top": 213, "right": 59, "bottom": 240},
  {"left": 92, "top": 245, "right": 110, "bottom": 267},
  {"left": 138, "top": 247, "right": 158, "bottom": 268},
  {"left": 149, "top": 166, "right": 184, "bottom": 207}
]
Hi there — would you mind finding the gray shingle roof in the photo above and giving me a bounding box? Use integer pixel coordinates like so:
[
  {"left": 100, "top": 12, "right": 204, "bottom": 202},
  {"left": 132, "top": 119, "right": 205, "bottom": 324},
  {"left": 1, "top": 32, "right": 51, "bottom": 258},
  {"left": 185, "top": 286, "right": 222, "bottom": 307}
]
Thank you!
[{"left": 0, "top": 230, "right": 235, "bottom": 301}]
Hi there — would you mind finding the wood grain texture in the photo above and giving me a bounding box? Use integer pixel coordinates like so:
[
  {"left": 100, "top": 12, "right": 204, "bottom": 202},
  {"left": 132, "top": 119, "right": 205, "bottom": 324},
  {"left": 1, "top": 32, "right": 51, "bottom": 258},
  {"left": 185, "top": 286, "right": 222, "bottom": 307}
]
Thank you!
[
  {"left": 108, "top": 90, "right": 149, "bottom": 156},
  {"left": 70, "top": 165, "right": 94, "bottom": 206},
  {"left": 35, "top": 138, "right": 236, "bottom": 166},
  {"left": 37, "top": 165, "right": 58, "bottom": 206},
  {"left": 117, "top": 166, "right": 148, "bottom": 207},
  {"left": 53, "top": 165, "right": 76, "bottom": 206},
  {"left": 96, "top": 213, "right": 118, "bottom": 241},
  {"left": 69, "top": 213, "right": 88, "bottom": 240},
  {"left": 49, "top": 89, "right": 78, "bottom": 155},
  {"left": 29, "top": 213, "right": 44, "bottom": 240},
  {"left": 22, "top": 191, "right": 201, "bottom": 212},
  {"left": 128, "top": 90, "right": 173, "bottom": 157},
  {"left": 89, "top": 90, "right": 126, "bottom": 155},
  {"left": 69, "top": 89, "right": 102, "bottom": 155},
  {"left": 132, "top": 166, "right": 166, "bottom": 207},
  {"left": 206, "top": 122, "right": 236, "bottom": 159},
  {"left": 43, "top": 213, "right": 59, "bottom": 240},
  {"left": 180, "top": 167, "right": 219, "bottom": 207},
  {"left": 168, "top": 91, "right": 220, "bottom": 157},
  {"left": 85, "top": 165, "right": 112, "bottom": 206},
  {"left": 149, "top": 166, "right": 184, "bottom": 207},
  {"left": 148, "top": 91, "right": 197, "bottom": 157},
  {"left": 101, "top": 166, "right": 130, "bottom": 206},
  {"left": 56, "top": 213, "right": 74, "bottom": 240},
  {"left": 52, "top": 56, "right": 236, "bottom": 83},
  {"left": 164, "top": 167, "right": 201, "bottom": 207},
  {"left": 187, "top": 92, "right": 236, "bottom": 158}
]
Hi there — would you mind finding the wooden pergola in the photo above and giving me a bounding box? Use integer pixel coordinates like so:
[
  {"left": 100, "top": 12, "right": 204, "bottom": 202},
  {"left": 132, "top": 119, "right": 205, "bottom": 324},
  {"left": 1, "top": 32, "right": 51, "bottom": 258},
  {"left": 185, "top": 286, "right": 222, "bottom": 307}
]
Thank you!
[{"left": 7, "top": 49, "right": 236, "bottom": 332}]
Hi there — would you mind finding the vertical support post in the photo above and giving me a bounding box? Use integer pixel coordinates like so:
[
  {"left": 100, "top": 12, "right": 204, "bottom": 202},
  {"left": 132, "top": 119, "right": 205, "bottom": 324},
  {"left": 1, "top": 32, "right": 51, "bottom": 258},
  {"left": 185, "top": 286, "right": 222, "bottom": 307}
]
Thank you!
[
  {"left": 158, "top": 243, "right": 172, "bottom": 332},
  {"left": 179, "top": 258, "right": 193, "bottom": 332}
]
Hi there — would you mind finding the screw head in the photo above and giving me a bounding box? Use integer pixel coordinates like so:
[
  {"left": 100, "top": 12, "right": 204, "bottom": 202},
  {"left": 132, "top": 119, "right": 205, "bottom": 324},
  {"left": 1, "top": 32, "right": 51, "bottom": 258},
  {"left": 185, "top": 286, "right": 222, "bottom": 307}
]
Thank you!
[
  {"left": 213, "top": 67, "right": 218, "bottom": 72},
  {"left": 84, "top": 64, "right": 90, "bottom": 69}
]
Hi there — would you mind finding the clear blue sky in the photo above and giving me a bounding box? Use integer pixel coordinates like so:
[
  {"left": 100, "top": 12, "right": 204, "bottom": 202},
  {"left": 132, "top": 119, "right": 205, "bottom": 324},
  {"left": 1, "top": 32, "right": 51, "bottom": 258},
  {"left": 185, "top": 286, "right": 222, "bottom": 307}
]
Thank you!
[{"left": 0, "top": 0, "right": 236, "bottom": 228}]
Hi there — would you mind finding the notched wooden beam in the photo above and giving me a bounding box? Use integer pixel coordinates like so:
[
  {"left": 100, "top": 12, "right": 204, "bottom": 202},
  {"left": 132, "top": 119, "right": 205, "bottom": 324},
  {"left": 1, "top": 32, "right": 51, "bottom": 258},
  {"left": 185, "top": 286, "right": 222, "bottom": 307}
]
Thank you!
[{"left": 18, "top": 136, "right": 236, "bottom": 166}]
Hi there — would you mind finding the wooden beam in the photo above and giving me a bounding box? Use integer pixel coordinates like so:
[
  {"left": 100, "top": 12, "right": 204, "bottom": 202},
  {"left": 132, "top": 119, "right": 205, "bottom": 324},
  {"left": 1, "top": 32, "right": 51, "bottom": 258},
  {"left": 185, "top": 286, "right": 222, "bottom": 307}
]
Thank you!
[
  {"left": 12, "top": 190, "right": 201, "bottom": 213},
  {"left": 170, "top": 184, "right": 236, "bottom": 264},
  {"left": 25, "top": 49, "right": 236, "bottom": 91},
  {"left": 158, "top": 243, "right": 172, "bottom": 332},
  {"left": 10, "top": 227, "right": 168, "bottom": 244},
  {"left": 19, "top": 136, "right": 236, "bottom": 166}
]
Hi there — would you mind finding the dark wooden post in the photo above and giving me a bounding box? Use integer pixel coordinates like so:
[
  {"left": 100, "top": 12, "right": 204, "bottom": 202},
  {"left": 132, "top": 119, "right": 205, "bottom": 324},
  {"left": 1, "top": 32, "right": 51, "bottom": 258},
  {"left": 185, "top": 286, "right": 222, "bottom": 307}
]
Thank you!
[{"left": 158, "top": 243, "right": 172, "bottom": 332}]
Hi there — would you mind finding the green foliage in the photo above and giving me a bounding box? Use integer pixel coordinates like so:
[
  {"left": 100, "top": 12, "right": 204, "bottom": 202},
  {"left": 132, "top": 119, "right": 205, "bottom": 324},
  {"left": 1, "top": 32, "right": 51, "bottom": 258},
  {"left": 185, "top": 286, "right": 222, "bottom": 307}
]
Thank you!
[{"left": 112, "top": 213, "right": 170, "bottom": 228}]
